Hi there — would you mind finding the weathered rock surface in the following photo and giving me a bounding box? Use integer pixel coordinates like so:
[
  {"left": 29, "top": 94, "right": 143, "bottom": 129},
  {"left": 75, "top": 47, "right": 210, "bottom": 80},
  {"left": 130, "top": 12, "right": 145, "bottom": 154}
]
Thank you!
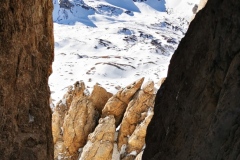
[
  {"left": 52, "top": 82, "right": 85, "bottom": 145},
  {"left": 52, "top": 81, "right": 100, "bottom": 159},
  {"left": 118, "top": 81, "right": 155, "bottom": 151},
  {"left": 79, "top": 115, "right": 116, "bottom": 160},
  {"left": 89, "top": 84, "right": 113, "bottom": 114},
  {"left": 144, "top": 0, "right": 240, "bottom": 159},
  {"left": 135, "top": 151, "right": 143, "bottom": 160},
  {"left": 63, "top": 97, "right": 98, "bottom": 157},
  {"left": 127, "top": 109, "right": 153, "bottom": 155},
  {"left": 102, "top": 78, "right": 144, "bottom": 126},
  {"left": 0, "top": 0, "right": 54, "bottom": 159},
  {"left": 53, "top": 78, "right": 157, "bottom": 160}
]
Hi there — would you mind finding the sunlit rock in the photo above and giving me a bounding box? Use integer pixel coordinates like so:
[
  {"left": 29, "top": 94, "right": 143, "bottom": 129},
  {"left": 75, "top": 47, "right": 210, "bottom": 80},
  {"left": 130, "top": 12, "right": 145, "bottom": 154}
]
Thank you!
[
  {"left": 79, "top": 115, "right": 116, "bottom": 160},
  {"left": 102, "top": 78, "right": 144, "bottom": 126},
  {"left": 118, "top": 81, "right": 155, "bottom": 151}
]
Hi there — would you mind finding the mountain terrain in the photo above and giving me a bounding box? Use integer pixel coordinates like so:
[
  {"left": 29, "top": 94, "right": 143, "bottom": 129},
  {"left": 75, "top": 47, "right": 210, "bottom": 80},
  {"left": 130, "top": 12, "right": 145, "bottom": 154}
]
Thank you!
[
  {"left": 50, "top": 0, "right": 200, "bottom": 103},
  {"left": 49, "top": 0, "right": 209, "bottom": 160}
]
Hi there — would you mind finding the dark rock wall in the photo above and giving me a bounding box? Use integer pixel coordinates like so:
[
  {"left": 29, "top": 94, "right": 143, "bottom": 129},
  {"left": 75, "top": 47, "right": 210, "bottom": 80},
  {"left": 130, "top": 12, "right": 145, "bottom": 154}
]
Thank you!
[
  {"left": 0, "top": 1, "right": 54, "bottom": 159},
  {"left": 143, "top": 0, "right": 240, "bottom": 159}
]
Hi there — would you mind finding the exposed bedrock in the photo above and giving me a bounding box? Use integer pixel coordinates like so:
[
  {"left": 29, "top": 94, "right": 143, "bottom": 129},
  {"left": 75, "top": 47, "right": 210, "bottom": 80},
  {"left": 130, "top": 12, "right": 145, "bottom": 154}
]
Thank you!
[
  {"left": 143, "top": 0, "right": 240, "bottom": 159},
  {"left": 101, "top": 78, "right": 144, "bottom": 126},
  {"left": 79, "top": 115, "right": 116, "bottom": 160},
  {"left": 0, "top": 0, "right": 54, "bottom": 159},
  {"left": 117, "top": 81, "right": 155, "bottom": 151}
]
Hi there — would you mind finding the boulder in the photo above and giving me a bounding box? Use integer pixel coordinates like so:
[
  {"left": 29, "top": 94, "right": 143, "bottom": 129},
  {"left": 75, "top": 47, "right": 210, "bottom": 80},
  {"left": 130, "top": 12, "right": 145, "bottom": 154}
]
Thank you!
[
  {"left": 102, "top": 78, "right": 144, "bottom": 126},
  {"left": 127, "top": 108, "right": 154, "bottom": 155},
  {"left": 52, "top": 82, "right": 85, "bottom": 144},
  {"left": 117, "top": 81, "right": 155, "bottom": 151},
  {"left": 89, "top": 84, "right": 113, "bottom": 114},
  {"left": 79, "top": 115, "right": 116, "bottom": 160},
  {"left": 63, "top": 98, "right": 98, "bottom": 157}
]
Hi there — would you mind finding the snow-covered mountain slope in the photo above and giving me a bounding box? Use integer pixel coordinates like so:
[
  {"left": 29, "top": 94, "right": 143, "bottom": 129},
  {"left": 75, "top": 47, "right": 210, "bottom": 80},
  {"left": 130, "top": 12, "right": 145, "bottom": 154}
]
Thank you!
[{"left": 50, "top": 0, "right": 200, "bottom": 103}]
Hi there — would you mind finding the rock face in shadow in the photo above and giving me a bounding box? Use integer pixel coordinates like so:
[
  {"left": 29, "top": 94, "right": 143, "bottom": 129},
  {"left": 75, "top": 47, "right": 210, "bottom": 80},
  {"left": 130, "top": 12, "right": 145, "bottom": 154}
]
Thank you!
[
  {"left": 143, "top": 0, "right": 240, "bottom": 160},
  {"left": 0, "top": 1, "right": 54, "bottom": 159}
]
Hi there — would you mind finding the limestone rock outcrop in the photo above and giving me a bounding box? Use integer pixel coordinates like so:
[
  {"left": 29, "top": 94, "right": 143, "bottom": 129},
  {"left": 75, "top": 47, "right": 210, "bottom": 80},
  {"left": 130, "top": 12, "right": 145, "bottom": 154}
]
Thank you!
[
  {"left": 89, "top": 84, "right": 113, "bottom": 114},
  {"left": 102, "top": 78, "right": 144, "bottom": 126},
  {"left": 52, "top": 81, "right": 100, "bottom": 159},
  {"left": 126, "top": 109, "right": 153, "bottom": 156},
  {"left": 79, "top": 115, "right": 116, "bottom": 160},
  {"left": 0, "top": 0, "right": 54, "bottom": 159},
  {"left": 53, "top": 78, "right": 157, "bottom": 160},
  {"left": 63, "top": 97, "right": 98, "bottom": 157},
  {"left": 144, "top": 0, "right": 240, "bottom": 159},
  {"left": 118, "top": 81, "right": 155, "bottom": 151},
  {"left": 52, "top": 82, "right": 85, "bottom": 145}
]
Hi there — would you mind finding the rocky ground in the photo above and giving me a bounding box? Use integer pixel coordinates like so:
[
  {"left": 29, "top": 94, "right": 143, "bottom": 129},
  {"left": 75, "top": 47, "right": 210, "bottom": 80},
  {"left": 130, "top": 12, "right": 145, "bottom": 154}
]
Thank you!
[
  {"left": 52, "top": 78, "right": 162, "bottom": 160},
  {"left": 50, "top": 0, "right": 204, "bottom": 160}
]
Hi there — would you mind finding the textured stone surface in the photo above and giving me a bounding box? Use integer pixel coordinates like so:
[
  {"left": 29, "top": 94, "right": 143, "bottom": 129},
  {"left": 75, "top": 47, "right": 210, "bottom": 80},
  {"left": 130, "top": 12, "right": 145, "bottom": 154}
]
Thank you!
[
  {"left": 52, "top": 82, "right": 85, "bottom": 145},
  {"left": 118, "top": 81, "right": 155, "bottom": 151},
  {"left": 89, "top": 84, "right": 113, "bottom": 114},
  {"left": 63, "top": 97, "right": 98, "bottom": 157},
  {"left": 52, "top": 99, "right": 69, "bottom": 144},
  {"left": 127, "top": 109, "right": 153, "bottom": 155},
  {"left": 144, "top": 0, "right": 240, "bottom": 159},
  {"left": 0, "top": 1, "right": 54, "bottom": 159},
  {"left": 102, "top": 78, "right": 144, "bottom": 126},
  {"left": 79, "top": 115, "right": 116, "bottom": 160}
]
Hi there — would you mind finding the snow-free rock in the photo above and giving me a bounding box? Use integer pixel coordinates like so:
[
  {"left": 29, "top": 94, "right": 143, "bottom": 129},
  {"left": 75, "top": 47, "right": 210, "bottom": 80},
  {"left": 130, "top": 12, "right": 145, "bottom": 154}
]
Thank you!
[
  {"left": 101, "top": 77, "right": 144, "bottom": 126},
  {"left": 63, "top": 96, "right": 98, "bottom": 157},
  {"left": 89, "top": 84, "right": 113, "bottom": 114},
  {"left": 126, "top": 108, "right": 153, "bottom": 156},
  {"left": 117, "top": 81, "right": 155, "bottom": 151},
  {"left": 79, "top": 115, "right": 116, "bottom": 160}
]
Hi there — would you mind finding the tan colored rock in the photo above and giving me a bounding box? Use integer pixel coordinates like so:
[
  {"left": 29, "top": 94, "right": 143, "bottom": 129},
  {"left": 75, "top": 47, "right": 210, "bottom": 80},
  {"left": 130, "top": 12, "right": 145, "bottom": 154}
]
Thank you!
[
  {"left": 197, "top": 0, "right": 208, "bottom": 12},
  {"left": 122, "top": 155, "right": 136, "bottom": 160},
  {"left": 52, "top": 100, "right": 69, "bottom": 143},
  {"left": 52, "top": 81, "right": 86, "bottom": 144},
  {"left": 79, "top": 116, "right": 116, "bottom": 160},
  {"left": 63, "top": 85, "right": 74, "bottom": 108},
  {"left": 71, "top": 81, "right": 86, "bottom": 100},
  {"left": 116, "top": 78, "right": 145, "bottom": 104},
  {"left": 157, "top": 77, "right": 166, "bottom": 87},
  {"left": 118, "top": 81, "right": 155, "bottom": 151},
  {"left": 52, "top": 111, "right": 62, "bottom": 144},
  {"left": 127, "top": 108, "right": 154, "bottom": 155},
  {"left": 54, "top": 140, "right": 68, "bottom": 160},
  {"left": 135, "top": 151, "right": 143, "bottom": 160},
  {"left": 63, "top": 97, "right": 98, "bottom": 157},
  {"left": 102, "top": 78, "right": 144, "bottom": 126},
  {"left": 89, "top": 84, "right": 113, "bottom": 113}
]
